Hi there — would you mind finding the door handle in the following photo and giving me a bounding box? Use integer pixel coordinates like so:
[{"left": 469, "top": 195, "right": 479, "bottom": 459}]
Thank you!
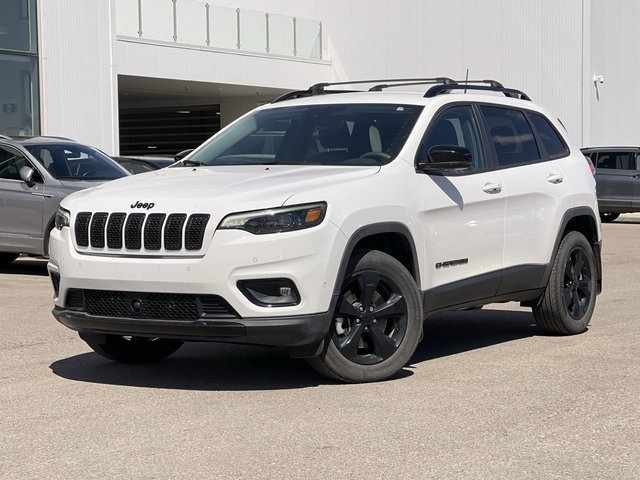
[
  {"left": 547, "top": 173, "right": 564, "bottom": 184},
  {"left": 31, "top": 192, "right": 54, "bottom": 198},
  {"left": 482, "top": 183, "right": 502, "bottom": 194},
  {"left": 634, "top": 174, "right": 640, "bottom": 179}
]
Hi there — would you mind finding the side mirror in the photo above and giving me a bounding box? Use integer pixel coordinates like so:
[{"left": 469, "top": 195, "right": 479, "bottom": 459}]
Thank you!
[
  {"left": 19, "top": 166, "right": 35, "bottom": 185},
  {"left": 174, "top": 149, "right": 194, "bottom": 162},
  {"left": 417, "top": 145, "right": 473, "bottom": 171}
]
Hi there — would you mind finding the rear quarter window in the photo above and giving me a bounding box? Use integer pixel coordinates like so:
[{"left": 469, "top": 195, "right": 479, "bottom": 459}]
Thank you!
[{"left": 528, "top": 113, "right": 568, "bottom": 158}]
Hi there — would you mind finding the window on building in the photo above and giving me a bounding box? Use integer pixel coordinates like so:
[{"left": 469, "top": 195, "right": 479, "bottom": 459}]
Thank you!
[{"left": 0, "top": 0, "right": 37, "bottom": 53}]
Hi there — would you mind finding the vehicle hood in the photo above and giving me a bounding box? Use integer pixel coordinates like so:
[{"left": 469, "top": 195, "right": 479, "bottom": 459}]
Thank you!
[
  {"left": 61, "top": 164, "right": 380, "bottom": 214},
  {"left": 57, "top": 179, "right": 110, "bottom": 192}
]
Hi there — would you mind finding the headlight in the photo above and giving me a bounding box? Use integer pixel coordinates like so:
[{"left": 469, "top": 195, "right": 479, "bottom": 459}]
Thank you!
[
  {"left": 55, "top": 207, "right": 70, "bottom": 230},
  {"left": 219, "top": 202, "right": 326, "bottom": 235}
]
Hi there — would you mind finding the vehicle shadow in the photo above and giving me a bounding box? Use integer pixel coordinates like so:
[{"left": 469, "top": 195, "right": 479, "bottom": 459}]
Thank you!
[
  {"left": 50, "top": 308, "right": 538, "bottom": 391},
  {"left": 0, "top": 258, "right": 49, "bottom": 276},
  {"left": 412, "top": 308, "right": 538, "bottom": 363}
]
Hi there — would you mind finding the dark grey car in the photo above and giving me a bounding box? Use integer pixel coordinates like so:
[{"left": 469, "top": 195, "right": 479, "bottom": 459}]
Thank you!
[
  {"left": 581, "top": 147, "right": 640, "bottom": 222},
  {"left": 0, "top": 136, "right": 129, "bottom": 264}
]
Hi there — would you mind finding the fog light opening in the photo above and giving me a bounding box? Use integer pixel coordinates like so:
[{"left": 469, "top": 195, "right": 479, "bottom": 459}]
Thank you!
[{"left": 238, "top": 279, "right": 300, "bottom": 307}]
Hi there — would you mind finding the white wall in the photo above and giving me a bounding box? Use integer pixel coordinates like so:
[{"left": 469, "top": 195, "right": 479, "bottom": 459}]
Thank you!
[
  {"left": 589, "top": 0, "right": 640, "bottom": 147},
  {"left": 38, "top": 0, "right": 118, "bottom": 153},
  {"left": 207, "top": 0, "right": 586, "bottom": 144},
  {"left": 43, "top": 0, "right": 640, "bottom": 151}
]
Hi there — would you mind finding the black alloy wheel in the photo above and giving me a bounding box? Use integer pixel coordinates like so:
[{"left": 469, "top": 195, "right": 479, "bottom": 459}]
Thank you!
[
  {"left": 533, "top": 231, "right": 597, "bottom": 335},
  {"left": 563, "top": 247, "right": 593, "bottom": 320},
  {"left": 333, "top": 270, "right": 408, "bottom": 365},
  {"left": 307, "top": 250, "right": 422, "bottom": 383}
]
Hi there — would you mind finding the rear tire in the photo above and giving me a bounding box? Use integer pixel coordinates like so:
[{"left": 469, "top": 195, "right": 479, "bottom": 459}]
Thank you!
[
  {"left": 533, "top": 231, "right": 597, "bottom": 335},
  {"left": 599, "top": 212, "right": 619, "bottom": 223},
  {"left": 308, "top": 250, "right": 422, "bottom": 383},
  {"left": 80, "top": 333, "right": 183, "bottom": 363},
  {"left": 0, "top": 253, "right": 19, "bottom": 266}
]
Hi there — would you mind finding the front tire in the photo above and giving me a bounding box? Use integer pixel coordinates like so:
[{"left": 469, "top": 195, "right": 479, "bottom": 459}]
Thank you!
[
  {"left": 80, "top": 333, "right": 183, "bottom": 363},
  {"left": 308, "top": 250, "right": 422, "bottom": 383},
  {"left": 533, "top": 231, "right": 597, "bottom": 335}
]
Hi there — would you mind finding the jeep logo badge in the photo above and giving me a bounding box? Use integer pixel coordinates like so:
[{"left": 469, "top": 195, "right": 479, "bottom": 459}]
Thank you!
[{"left": 130, "top": 201, "right": 155, "bottom": 210}]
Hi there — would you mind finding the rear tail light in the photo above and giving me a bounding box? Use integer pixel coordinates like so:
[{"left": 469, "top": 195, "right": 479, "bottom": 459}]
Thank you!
[{"left": 584, "top": 155, "right": 596, "bottom": 176}]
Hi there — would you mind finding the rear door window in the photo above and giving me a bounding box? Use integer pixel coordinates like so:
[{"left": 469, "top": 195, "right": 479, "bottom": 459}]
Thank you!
[
  {"left": 595, "top": 152, "right": 634, "bottom": 170},
  {"left": 480, "top": 106, "right": 540, "bottom": 167}
]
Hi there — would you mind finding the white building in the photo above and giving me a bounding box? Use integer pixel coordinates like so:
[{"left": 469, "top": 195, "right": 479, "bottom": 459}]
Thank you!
[{"left": 0, "top": 0, "right": 636, "bottom": 155}]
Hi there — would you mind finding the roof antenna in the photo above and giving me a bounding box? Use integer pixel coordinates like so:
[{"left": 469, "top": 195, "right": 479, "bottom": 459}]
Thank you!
[{"left": 464, "top": 68, "right": 469, "bottom": 93}]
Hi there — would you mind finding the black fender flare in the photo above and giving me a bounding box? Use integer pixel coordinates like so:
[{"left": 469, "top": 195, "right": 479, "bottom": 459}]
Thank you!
[
  {"left": 331, "top": 222, "right": 421, "bottom": 297},
  {"left": 541, "top": 206, "right": 602, "bottom": 293}
]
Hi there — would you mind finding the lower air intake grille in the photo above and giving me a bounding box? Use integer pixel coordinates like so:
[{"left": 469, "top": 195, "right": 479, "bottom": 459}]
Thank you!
[{"left": 66, "top": 289, "right": 239, "bottom": 320}]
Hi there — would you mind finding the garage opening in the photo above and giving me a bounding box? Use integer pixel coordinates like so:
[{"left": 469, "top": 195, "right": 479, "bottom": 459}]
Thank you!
[{"left": 119, "top": 105, "right": 220, "bottom": 156}]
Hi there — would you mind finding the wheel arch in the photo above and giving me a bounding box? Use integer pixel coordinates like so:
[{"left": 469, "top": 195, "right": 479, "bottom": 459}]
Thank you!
[
  {"left": 544, "top": 206, "right": 602, "bottom": 293},
  {"left": 332, "top": 222, "right": 421, "bottom": 297}
]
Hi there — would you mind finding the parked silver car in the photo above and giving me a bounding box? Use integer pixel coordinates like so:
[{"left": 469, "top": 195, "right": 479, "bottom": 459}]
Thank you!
[
  {"left": 0, "top": 135, "right": 129, "bottom": 265},
  {"left": 581, "top": 147, "right": 640, "bottom": 222}
]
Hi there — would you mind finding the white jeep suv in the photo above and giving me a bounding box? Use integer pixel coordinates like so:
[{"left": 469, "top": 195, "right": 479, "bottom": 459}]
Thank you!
[{"left": 48, "top": 78, "right": 602, "bottom": 383}]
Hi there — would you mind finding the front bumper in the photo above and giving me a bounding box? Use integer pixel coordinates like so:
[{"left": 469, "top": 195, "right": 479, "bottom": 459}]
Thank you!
[{"left": 53, "top": 304, "right": 334, "bottom": 347}]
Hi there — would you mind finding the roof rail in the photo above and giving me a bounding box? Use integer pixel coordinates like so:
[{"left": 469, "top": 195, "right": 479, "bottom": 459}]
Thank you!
[
  {"left": 273, "top": 78, "right": 531, "bottom": 103},
  {"left": 424, "top": 83, "right": 531, "bottom": 101}
]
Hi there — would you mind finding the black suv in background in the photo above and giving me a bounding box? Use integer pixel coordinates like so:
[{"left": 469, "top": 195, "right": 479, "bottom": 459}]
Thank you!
[{"left": 581, "top": 147, "right": 640, "bottom": 222}]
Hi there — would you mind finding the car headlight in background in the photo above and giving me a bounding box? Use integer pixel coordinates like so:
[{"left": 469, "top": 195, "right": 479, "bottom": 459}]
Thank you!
[
  {"left": 219, "top": 202, "right": 326, "bottom": 234},
  {"left": 55, "top": 207, "right": 71, "bottom": 230}
]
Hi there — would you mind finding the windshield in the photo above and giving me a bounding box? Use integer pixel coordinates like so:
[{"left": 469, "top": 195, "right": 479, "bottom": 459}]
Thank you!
[
  {"left": 187, "top": 103, "right": 423, "bottom": 167},
  {"left": 25, "top": 143, "right": 128, "bottom": 181}
]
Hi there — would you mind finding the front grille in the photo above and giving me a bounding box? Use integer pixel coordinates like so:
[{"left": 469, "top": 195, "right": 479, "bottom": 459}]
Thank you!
[
  {"left": 65, "top": 289, "right": 239, "bottom": 320},
  {"left": 124, "top": 213, "right": 145, "bottom": 250},
  {"left": 164, "top": 214, "right": 187, "bottom": 250},
  {"left": 144, "top": 214, "right": 166, "bottom": 250},
  {"left": 106, "top": 213, "right": 126, "bottom": 249},
  {"left": 185, "top": 214, "right": 210, "bottom": 250},
  {"left": 74, "top": 212, "right": 92, "bottom": 247},
  {"left": 89, "top": 213, "right": 108, "bottom": 248},
  {"left": 74, "top": 211, "right": 210, "bottom": 253}
]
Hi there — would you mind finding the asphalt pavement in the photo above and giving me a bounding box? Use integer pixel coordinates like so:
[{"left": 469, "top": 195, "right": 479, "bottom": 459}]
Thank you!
[{"left": 1, "top": 215, "right": 639, "bottom": 479}]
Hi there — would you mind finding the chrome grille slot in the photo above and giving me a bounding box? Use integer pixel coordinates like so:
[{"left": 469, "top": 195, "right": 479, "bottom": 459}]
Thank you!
[
  {"left": 74, "top": 212, "right": 92, "bottom": 247},
  {"left": 144, "top": 213, "right": 166, "bottom": 250},
  {"left": 185, "top": 214, "right": 210, "bottom": 250},
  {"left": 89, "top": 212, "right": 108, "bottom": 248},
  {"left": 125, "top": 213, "right": 145, "bottom": 250},
  {"left": 164, "top": 213, "right": 187, "bottom": 250},
  {"left": 106, "top": 213, "right": 126, "bottom": 249}
]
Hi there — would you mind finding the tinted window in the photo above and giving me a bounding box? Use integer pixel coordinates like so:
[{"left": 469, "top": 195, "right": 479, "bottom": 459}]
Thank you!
[
  {"left": 528, "top": 113, "right": 567, "bottom": 157},
  {"left": 0, "top": 145, "right": 37, "bottom": 181},
  {"left": 189, "top": 104, "right": 423, "bottom": 167},
  {"left": 421, "top": 105, "right": 485, "bottom": 169},
  {"left": 25, "top": 144, "right": 127, "bottom": 180},
  {"left": 481, "top": 106, "right": 540, "bottom": 166},
  {"left": 595, "top": 152, "right": 634, "bottom": 170}
]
